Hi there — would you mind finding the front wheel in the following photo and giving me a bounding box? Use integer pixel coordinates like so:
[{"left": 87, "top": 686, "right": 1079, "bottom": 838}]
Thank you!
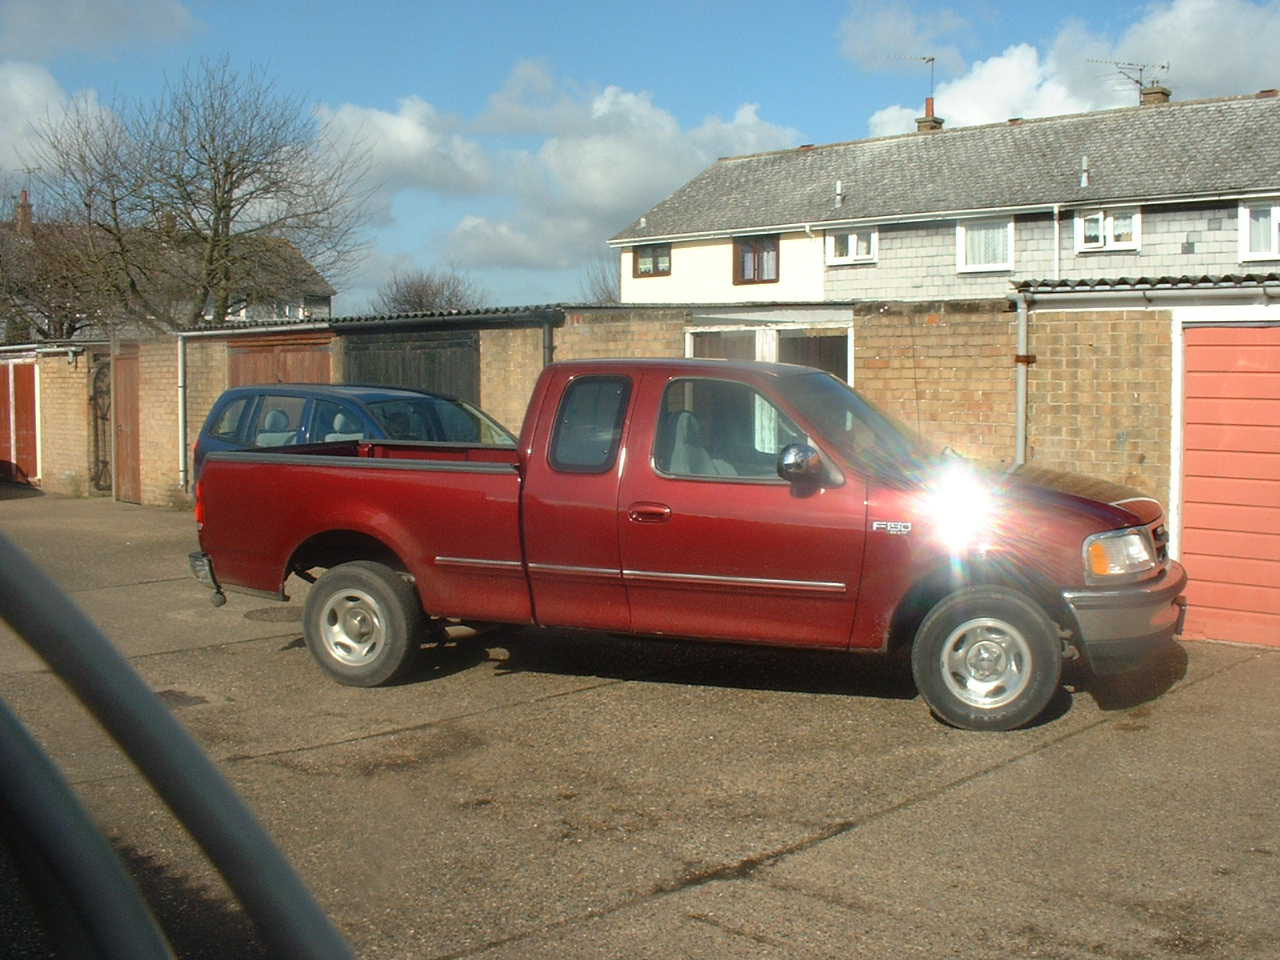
[
  {"left": 911, "top": 586, "right": 1062, "bottom": 731},
  {"left": 303, "top": 561, "right": 426, "bottom": 686}
]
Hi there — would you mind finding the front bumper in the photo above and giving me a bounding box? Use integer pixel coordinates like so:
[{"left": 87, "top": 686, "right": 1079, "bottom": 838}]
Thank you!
[{"left": 1062, "top": 561, "right": 1187, "bottom": 675}]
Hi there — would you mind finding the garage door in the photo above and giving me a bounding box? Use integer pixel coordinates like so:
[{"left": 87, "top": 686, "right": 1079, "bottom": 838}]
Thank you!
[
  {"left": 228, "top": 334, "right": 333, "bottom": 386},
  {"left": 1, "top": 360, "right": 39, "bottom": 483},
  {"left": 1181, "top": 325, "right": 1280, "bottom": 647}
]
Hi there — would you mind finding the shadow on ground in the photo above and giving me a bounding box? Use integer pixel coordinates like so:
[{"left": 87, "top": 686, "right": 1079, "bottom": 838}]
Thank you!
[
  {"left": 485, "top": 627, "right": 920, "bottom": 701},
  {"left": 0, "top": 838, "right": 269, "bottom": 959},
  {"left": 1070, "top": 640, "right": 1189, "bottom": 713},
  {"left": 0, "top": 480, "right": 43, "bottom": 501}
]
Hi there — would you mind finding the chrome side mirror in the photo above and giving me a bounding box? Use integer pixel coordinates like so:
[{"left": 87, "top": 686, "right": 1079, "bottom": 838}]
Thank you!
[{"left": 777, "top": 443, "right": 823, "bottom": 483}]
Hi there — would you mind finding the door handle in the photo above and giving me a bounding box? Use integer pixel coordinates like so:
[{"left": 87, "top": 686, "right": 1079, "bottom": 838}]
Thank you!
[{"left": 627, "top": 501, "right": 672, "bottom": 523}]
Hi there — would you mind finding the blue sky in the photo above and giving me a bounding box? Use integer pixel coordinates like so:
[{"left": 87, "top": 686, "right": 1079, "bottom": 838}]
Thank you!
[{"left": 3, "top": 0, "right": 1279, "bottom": 311}]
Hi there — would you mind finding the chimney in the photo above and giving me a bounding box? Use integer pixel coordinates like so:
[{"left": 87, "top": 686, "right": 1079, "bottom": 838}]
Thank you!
[
  {"left": 916, "top": 96, "right": 944, "bottom": 133},
  {"left": 15, "top": 189, "right": 33, "bottom": 238},
  {"left": 1140, "top": 84, "right": 1171, "bottom": 106}
]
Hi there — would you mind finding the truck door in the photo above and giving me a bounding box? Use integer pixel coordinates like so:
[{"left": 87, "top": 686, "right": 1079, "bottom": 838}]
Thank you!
[
  {"left": 617, "top": 373, "right": 865, "bottom": 648},
  {"left": 521, "top": 370, "right": 633, "bottom": 631}
]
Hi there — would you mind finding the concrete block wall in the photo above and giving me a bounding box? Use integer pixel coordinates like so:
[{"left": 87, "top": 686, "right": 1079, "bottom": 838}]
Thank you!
[
  {"left": 1026, "top": 309, "right": 1173, "bottom": 504},
  {"left": 851, "top": 301, "right": 1018, "bottom": 465},
  {"left": 36, "top": 353, "right": 98, "bottom": 497}
]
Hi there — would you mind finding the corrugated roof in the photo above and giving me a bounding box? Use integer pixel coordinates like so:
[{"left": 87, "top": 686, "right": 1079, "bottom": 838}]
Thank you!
[
  {"left": 1015, "top": 272, "right": 1280, "bottom": 292},
  {"left": 612, "top": 91, "right": 1280, "bottom": 243}
]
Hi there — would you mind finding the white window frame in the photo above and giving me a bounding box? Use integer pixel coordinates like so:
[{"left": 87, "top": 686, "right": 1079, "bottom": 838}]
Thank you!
[
  {"left": 1074, "top": 207, "right": 1141, "bottom": 252},
  {"left": 955, "top": 217, "right": 1014, "bottom": 273},
  {"left": 824, "top": 228, "right": 878, "bottom": 265},
  {"left": 1239, "top": 200, "right": 1280, "bottom": 261}
]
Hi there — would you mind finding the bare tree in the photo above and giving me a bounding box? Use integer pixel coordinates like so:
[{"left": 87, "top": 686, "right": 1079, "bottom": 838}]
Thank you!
[
  {"left": 577, "top": 247, "right": 620, "bottom": 305},
  {"left": 22, "top": 58, "right": 369, "bottom": 332},
  {"left": 370, "top": 266, "right": 488, "bottom": 315}
]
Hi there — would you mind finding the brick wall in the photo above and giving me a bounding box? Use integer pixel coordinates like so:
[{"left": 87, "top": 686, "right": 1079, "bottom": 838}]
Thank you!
[
  {"left": 1026, "top": 309, "right": 1173, "bottom": 503},
  {"left": 478, "top": 327, "right": 544, "bottom": 436},
  {"left": 851, "top": 301, "right": 1018, "bottom": 465},
  {"left": 36, "top": 352, "right": 99, "bottom": 496},
  {"left": 183, "top": 338, "right": 230, "bottom": 486},
  {"left": 136, "top": 340, "right": 186, "bottom": 506}
]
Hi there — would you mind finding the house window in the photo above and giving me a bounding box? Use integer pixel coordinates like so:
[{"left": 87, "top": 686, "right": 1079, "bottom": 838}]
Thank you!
[
  {"left": 733, "top": 235, "right": 779, "bottom": 284},
  {"left": 1075, "top": 208, "right": 1140, "bottom": 251},
  {"left": 825, "top": 228, "right": 877, "bottom": 265},
  {"left": 1240, "top": 200, "right": 1280, "bottom": 260},
  {"left": 956, "top": 218, "right": 1014, "bottom": 272},
  {"left": 632, "top": 243, "right": 671, "bottom": 277}
]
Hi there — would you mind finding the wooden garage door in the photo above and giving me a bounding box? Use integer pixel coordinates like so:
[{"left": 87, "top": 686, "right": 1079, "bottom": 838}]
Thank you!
[
  {"left": 1181, "top": 325, "right": 1280, "bottom": 646},
  {"left": 228, "top": 334, "right": 333, "bottom": 387},
  {"left": 1, "top": 361, "right": 39, "bottom": 483}
]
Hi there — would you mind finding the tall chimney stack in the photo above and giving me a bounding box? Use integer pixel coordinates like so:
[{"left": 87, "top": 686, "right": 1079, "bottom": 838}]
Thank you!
[
  {"left": 15, "top": 189, "right": 33, "bottom": 237},
  {"left": 916, "top": 97, "right": 944, "bottom": 133}
]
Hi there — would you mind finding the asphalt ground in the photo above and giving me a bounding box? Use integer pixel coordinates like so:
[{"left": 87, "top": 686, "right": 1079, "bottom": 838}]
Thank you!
[{"left": 1, "top": 482, "right": 1278, "bottom": 959}]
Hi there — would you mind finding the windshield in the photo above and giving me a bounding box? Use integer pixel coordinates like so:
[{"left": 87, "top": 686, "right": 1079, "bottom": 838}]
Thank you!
[
  {"left": 364, "top": 396, "right": 516, "bottom": 446},
  {"left": 775, "top": 372, "right": 939, "bottom": 475}
]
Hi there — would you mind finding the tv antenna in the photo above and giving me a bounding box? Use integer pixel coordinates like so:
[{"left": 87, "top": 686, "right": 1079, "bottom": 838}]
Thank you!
[
  {"left": 1087, "top": 59, "right": 1170, "bottom": 102},
  {"left": 886, "top": 55, "right": 937, "bottom": 98}
]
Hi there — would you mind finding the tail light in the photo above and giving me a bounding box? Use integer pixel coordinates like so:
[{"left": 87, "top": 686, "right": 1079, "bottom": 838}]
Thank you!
[{"left": 194, "top": 480, "right": 205, "bottom": 530}]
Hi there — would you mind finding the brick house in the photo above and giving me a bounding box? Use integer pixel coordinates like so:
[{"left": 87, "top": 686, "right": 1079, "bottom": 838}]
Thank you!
[{"left": 609, "top": 86, "right": 1280, "bottom": 647}]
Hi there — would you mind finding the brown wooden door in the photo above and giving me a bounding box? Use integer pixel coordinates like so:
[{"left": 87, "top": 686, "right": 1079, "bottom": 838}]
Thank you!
[
  {"left": 114, "top": 347, "right": 141, "bottom": 503},
  {"left": 0, "top": 362, "right": 38, "bottom": 483},
  {"left": 228, "top": 335, "right": 332, "bottom": 386}
]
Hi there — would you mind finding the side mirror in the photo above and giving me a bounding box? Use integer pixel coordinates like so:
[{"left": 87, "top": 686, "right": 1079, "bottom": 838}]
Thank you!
[{"left": 777, "top": 443, "right": 823, "bottom": 483}]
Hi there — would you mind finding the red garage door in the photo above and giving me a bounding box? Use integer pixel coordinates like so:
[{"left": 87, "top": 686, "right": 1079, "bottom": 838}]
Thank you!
[{"left": 1181, "top": 326, "right": 1280, "bottom": 647}]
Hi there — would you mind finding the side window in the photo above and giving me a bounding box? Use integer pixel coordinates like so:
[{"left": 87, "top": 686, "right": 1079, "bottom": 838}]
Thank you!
[
  {"left": 654, "top": 379, "right": 805, "bottom": 480},
  {"left": 549, "top": 376, "right": 631, "bottom": 474},
  {"left": 248, "top": 395, "right": 307, "bottom": 447},
  {"left": 313, "top": 400, "right": 365, "bottom": 442},
  {"left": 209, "top": 397, "right": 251, "bottom": 442}
]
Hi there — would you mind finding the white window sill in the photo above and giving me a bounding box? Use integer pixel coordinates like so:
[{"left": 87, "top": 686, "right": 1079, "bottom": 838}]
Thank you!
[{"left": 957, "top": 265, "right": 1013, "bottom": 274}]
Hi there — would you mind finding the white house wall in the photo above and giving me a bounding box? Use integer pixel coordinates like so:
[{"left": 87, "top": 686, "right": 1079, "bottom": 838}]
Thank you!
[{"left": 621, "top": 232, "right": 825, "bottom": 304}]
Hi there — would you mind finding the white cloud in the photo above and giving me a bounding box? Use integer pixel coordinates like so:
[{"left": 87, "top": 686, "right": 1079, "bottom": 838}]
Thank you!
[
  {"left": 0, "top": 61, "right": 70, "bottom": 170},
  {"left": 839, "top": 1, "right": 972, "bottom": 77},
  {"left": 866, "top": 0, "right": 1280, "bottom": 136},
  {"left": 450, "top": 66, "right": 800, "bottom": 269},
  {"left": 320, "top": 96, "right": 491, "bottom": 196},
  {"left": 0, "top": 0, "right": 196, "bottom": 59}
]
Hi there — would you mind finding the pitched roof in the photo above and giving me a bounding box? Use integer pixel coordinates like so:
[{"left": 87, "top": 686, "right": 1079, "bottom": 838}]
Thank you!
[{"left": 611, "top": 91, "right": 1280, "bottom": 244}]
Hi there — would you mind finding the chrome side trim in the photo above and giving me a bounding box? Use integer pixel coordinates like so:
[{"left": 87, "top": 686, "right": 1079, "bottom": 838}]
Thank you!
[
  {"left": 434, "top": 556, "right": 524, "bottom": 572},
  {"left": 526, "top": 562, "right": 622, "bottom": 580},
  {"left": 208, "top": 451, "right": 517, "bottom": 474},
  {"left": 622, "top": 569, "right": 846, "bottom": 593}
]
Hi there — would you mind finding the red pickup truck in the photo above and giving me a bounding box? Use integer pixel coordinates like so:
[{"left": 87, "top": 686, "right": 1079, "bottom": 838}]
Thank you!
[{"left": 190, "top": 358, "right": 1186, "bottom": 731}]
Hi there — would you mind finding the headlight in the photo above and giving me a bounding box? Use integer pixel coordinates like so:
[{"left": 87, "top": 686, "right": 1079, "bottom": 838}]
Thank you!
[{"left": 1083, "top": 528, "right": 1156, "bottom": 584}]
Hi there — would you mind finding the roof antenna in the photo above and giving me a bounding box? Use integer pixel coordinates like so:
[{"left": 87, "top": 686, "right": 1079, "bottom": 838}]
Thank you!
[
  {"left": 887, "top": 54, "right": 936, "bottom": 98},
  {"left": 1087, "top": 59, "right": 1170, "bottom": 103}
]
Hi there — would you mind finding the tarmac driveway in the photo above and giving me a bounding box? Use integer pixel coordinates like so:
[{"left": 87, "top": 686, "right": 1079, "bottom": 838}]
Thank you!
[{"left": 1, "top": 484, "right": 1278, "bottom": 959}]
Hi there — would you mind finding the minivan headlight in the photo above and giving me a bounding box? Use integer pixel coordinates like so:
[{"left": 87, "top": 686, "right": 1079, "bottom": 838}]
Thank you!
[{"left": 1083, "top": 528, "right": 1156, "bottom": 584}]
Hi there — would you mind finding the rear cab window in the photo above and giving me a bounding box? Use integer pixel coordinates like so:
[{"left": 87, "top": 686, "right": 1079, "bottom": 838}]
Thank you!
[{"left": 549, "top": 376, "right": 631, "bottom": 473}]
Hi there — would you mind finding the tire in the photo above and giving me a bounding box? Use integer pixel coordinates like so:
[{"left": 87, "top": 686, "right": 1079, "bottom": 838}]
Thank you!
[
  {"left": 910, "top": 586, "right": 1062, "bottom": 731},
  {"left": 302, "top": 561, "right": 425, "bottom": 686}
]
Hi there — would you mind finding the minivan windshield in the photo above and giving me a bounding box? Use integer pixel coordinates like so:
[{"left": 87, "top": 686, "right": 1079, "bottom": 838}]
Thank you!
[
  {"left": 365, "top": 396, "right": 516, "bottom": 446},
  {"left": 775, "top": 372, "right": 939, "bottom": 475}
]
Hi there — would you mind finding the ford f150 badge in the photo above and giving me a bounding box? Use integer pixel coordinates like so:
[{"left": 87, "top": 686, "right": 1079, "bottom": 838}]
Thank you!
[{"left": 872, "top": 521, "right": 913, "bottom": 535}]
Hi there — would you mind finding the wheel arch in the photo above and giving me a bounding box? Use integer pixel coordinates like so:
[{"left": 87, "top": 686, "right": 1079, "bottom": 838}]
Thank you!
[
  {"left": 887, "top": 553, "right": 1077, "bottom": 656},
  {"left": 287, "top": 530, "right": 412, "bottom": 580}
]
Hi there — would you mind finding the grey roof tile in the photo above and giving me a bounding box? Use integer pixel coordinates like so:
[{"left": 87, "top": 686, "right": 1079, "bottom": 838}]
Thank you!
[{"left": 612, "top": 92, "right": 1280, "bottom": 243}]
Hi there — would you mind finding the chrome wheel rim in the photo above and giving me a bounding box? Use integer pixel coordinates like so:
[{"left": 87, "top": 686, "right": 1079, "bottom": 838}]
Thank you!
[
  {"left": 939, "top": 617, "right": 1031, "bottom": 710},
  {"left": 319, "top": 588, "right": 386, "bottom": 667}
]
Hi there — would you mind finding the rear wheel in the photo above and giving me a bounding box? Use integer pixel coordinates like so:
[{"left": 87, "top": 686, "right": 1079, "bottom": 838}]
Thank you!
[
  {"left": 303, "top": 561, "right": 425, "bottom": 686},
  {"left": 911, "top": 586, "right": 1062, "bottom": 731}
]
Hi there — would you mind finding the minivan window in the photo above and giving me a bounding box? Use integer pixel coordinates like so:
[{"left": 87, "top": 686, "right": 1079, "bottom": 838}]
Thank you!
[
  {"left": 249, "top": 396, "right": 307, "bottom": 447},
  {"left": 210, "top": 397, "right": 251, "bottom": 442}
]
